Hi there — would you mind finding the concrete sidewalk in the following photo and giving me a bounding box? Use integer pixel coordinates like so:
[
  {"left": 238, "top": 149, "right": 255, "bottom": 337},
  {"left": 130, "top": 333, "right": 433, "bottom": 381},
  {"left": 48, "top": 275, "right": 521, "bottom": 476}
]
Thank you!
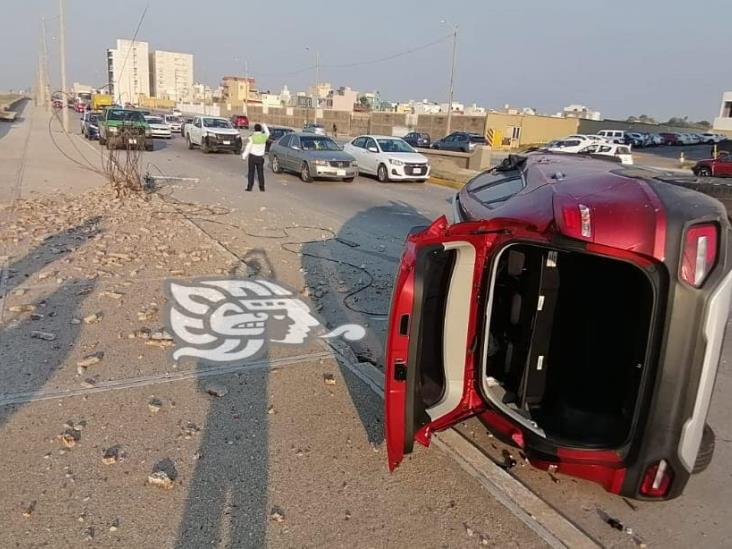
[{"left": 0, "top": 102, "right": 106, "bottom": 208}]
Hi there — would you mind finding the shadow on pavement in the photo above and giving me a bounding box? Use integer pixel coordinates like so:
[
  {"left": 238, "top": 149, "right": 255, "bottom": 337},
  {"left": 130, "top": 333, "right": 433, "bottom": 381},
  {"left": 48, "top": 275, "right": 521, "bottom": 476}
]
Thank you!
[
  {"left": 175, "top": 248, "right": 279, "bottom": 547},
  {"left": 300, "top": 201, "right": 431, "bottom": 445},
  {"left": 0, "top": 218, "right": 101, "bottom": 428}
]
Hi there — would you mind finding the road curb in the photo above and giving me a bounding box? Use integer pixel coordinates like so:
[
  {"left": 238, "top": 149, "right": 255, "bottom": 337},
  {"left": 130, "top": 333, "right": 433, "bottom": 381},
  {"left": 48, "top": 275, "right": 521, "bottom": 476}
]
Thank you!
[
  {"left": 428, "top": 176, "right": 465, "bottom": 190},
  {"left": 326, "top": 339, "right": 599, "bottom": 549}
]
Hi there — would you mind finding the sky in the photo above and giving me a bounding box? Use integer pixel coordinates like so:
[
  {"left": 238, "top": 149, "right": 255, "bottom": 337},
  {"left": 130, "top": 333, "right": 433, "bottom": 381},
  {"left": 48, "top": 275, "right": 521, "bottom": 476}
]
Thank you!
[{"left": 2, "top": 0, "right": 730, "bottom": 121}]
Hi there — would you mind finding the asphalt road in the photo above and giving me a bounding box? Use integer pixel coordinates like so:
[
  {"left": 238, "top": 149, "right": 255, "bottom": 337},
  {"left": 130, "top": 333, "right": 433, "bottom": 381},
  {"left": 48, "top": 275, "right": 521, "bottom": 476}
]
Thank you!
[{"left": 116, "top": 130, "right": 732, "bottom": 548}]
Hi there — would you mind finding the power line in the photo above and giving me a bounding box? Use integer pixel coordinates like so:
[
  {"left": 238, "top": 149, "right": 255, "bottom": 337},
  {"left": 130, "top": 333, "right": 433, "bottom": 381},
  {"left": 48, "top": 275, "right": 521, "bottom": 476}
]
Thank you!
[
  {"left": 113, "top": 2, "right": 150, "bottom": 101},
  {"left": 249, "top": 34, "right": 451, "bottom": 78}
]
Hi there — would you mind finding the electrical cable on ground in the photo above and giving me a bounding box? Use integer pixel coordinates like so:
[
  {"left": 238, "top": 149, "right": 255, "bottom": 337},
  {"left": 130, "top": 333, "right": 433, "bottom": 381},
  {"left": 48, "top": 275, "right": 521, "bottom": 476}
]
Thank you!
[{"left": 144, "top": 163, "right": 388, "bottom": 316}]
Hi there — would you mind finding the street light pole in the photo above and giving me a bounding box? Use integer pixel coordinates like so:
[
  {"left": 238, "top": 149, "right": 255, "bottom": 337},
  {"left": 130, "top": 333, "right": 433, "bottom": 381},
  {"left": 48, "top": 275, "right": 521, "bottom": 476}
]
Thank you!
[
  {"left": 58, "top": 0, "right": 69, "bottom": 132},
  {"left": 314, "top": 50, "right": 319, "bottom": 124},
  {"left": 442, "top": 20, "right": 458, "bottom": 135}
]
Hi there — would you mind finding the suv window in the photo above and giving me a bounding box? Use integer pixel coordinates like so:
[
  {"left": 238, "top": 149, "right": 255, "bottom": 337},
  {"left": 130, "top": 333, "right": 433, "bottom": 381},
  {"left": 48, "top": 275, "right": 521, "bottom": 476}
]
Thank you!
[
  {"left": 466, "top": 170, "right": 524, "bottom": 207},
  {"left": 352, "top": 137, "right": 367, "bottom": 148},
  {"left": 279, "top": 134, "right": 292, "bottom": 148},
  {"left": 467, "top": 171, "right": 524, "bottom": 207},
  {"left": 469, "top": 134, "right": 486, "bottom": 143},
  {"left": 364, "top": 137, "right": 378, "bottom": 150},
  {"left": 290, "top": 136, "right": 300, "bottom": 148}
]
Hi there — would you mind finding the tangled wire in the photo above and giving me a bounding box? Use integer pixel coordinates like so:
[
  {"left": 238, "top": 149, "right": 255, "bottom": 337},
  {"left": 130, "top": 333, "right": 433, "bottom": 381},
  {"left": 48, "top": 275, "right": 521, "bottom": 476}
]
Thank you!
[{"left": 103, "top": 125, "right": 145, "bottom": 197}]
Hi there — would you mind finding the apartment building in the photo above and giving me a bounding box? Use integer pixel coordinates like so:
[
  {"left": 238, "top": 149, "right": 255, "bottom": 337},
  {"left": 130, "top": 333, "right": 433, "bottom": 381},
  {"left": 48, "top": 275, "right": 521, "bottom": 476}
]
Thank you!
[
  {"left": 107, "top": 39, "right": 150, "bottom": 104},
  {"left": 149, "top": 50, "right": 194, "bottom": 102}
]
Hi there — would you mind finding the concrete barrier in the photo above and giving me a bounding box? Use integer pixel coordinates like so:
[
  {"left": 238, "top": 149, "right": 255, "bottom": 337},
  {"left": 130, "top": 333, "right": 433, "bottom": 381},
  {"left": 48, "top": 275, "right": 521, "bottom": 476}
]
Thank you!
[{"left": 0, "top": 96, "right": 28, "bottom": 121}]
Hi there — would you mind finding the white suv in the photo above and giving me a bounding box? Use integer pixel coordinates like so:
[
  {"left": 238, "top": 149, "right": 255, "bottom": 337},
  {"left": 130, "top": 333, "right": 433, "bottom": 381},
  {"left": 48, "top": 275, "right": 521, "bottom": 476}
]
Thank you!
[{"left": 597, "top": 129, "right": 626, "bottom": 144}]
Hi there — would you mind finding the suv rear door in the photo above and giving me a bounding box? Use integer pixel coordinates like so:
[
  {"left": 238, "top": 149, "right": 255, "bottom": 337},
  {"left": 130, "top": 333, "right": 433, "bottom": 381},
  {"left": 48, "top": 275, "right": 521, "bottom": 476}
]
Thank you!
[{"left": 386, "top": 215, "right": 512, "bottom": 470}]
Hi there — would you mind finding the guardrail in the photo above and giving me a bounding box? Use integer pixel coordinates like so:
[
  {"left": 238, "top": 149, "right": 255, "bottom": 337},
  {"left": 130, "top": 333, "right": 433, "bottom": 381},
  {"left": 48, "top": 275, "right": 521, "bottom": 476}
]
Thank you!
[{"left": 0, "top": 95, "right": 28, "bottom": 121}]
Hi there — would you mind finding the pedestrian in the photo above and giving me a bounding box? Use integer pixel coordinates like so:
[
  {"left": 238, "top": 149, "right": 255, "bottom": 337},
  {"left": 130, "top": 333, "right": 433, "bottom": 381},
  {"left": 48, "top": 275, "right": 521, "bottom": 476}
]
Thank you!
[
  {"left": 332, "top": 122, "right": 338, "bottom": 138},
  {"left": 241, "top": 123, "right": 270, "bottom": 192}
]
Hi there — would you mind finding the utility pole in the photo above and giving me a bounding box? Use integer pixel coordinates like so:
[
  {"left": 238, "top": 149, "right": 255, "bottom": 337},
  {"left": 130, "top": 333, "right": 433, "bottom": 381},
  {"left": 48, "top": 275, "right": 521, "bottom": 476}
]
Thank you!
[
  {"left": 40, "top": 17, "right": 50, "bottom": 110},
  {"left": 314, "top": 51, "right": 320, "bottom": 124},
  {"left": 58, "top": 0, "right": 69, "bottom": 132},
  {"left": 244, "top": 60, "right": 249, "bottom": 115},
  {"left": 443, "top": 21, "right": 458, "bottom": 135}
]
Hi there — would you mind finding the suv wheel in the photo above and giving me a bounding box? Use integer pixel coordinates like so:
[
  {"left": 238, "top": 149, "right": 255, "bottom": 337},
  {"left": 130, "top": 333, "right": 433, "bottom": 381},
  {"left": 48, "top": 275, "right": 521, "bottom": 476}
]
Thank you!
[
  {"left": 377, "top": 164, "right": 389, "bottom": 183},
  {"left": 698, "top": 167, "right": 712, "bottom": 177},
  {"left": 201, "top": 139, "right": 210, "bottom": 153},
  {"left": 271, "top": 156, "right": 281, "bottom": 174}
]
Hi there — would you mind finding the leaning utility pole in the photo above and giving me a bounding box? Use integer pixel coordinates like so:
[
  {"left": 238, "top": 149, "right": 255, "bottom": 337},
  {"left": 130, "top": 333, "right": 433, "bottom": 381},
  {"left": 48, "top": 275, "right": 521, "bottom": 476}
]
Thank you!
[{"left": 58, "top": 0, "right": 69, "bottom": 132}]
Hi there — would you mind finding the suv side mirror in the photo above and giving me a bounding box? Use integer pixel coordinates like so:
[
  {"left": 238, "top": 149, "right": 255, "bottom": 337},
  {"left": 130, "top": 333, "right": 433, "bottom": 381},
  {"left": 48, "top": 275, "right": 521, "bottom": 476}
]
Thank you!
[{"left": 368, "top": 146, "right": 378, "bottom": 153}]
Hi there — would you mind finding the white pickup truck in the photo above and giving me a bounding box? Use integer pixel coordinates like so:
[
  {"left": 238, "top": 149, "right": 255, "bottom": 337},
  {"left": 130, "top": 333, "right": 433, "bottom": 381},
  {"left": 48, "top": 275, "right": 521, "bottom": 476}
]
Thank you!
[{"left": 185, "top": 115, "right": 243, "bottom": 154}]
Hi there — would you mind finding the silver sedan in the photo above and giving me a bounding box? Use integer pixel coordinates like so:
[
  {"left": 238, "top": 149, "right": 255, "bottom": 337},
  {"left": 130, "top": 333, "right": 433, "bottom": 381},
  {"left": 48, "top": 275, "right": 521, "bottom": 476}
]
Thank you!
[{"left": 269, "top": 132, "right": 358, "bottom": 182}]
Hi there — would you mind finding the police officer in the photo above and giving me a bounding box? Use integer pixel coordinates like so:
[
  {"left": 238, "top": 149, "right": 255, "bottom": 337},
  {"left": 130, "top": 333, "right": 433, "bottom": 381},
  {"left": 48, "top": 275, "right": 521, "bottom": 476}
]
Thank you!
[{"left": 241, "top": 123, "right": 270, "bottom": 191}]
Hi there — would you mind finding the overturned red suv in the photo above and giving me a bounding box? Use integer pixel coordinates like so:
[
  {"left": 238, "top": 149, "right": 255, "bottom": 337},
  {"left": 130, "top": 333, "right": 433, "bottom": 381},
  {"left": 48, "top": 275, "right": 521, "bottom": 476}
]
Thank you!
[{"left": 386, "top": 153, "right": 732, "bottom": 500}]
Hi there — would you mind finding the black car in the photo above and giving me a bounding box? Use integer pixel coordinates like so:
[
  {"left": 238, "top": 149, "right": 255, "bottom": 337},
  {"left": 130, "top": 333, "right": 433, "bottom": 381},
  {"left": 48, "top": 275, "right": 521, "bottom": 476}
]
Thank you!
[
  {"left": 432, "top": 131, "right": 487, "bottom": 152},
  {"left": 403, "top": 132, "right": 431, "bottom": 148},
  {"left": 81, "top": 111, "right": 101, "bottom": 140},
  {"left": 266, "top": 126, "right": 295, "bottom": 152}
]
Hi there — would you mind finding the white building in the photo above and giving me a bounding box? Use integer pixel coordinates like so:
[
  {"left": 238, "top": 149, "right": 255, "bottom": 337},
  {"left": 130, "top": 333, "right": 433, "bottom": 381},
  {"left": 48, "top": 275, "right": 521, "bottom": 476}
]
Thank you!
[
  {"left": 562, "top": 104, "right": 602, "bottom": 121},
  {"left": 107, "top": 39, "right": 150, "bottom": 104},
  {"left": 410, "top": 99, "right": 442, "bottom": 115},
  {"left": 278, "top": 85, "right": 292, "bottom": 106},
  {"left": 440, "top": 102, "right": 465, "bottom": 113},
  {"left": 714, "top": 92, "right": 732, "bottom": 132},
  {"left": 149, "top": 49, "right": 194, "bottom": 102}
]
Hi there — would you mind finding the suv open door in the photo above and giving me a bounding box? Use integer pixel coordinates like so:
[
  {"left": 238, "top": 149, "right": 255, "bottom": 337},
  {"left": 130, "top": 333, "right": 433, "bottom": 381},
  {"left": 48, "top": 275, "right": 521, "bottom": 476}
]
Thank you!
[{"left": 385, "top": 215, "right": 510, "bottom": 470}]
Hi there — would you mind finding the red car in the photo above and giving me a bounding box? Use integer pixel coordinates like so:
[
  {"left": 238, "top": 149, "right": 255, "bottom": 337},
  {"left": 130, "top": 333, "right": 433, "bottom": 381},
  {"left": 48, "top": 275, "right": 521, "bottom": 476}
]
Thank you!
[
  {"left": 692, "top": 151, "right": 732, "bottom": 177},
  {"left": 386, "top": 152, "right": 732, "bottom": 500},
  {"left": 659, "top": 132, "right": 681, "bottom": 146},
  {"left": 230, "top": 114, "right": 250, "bottom": 129}
]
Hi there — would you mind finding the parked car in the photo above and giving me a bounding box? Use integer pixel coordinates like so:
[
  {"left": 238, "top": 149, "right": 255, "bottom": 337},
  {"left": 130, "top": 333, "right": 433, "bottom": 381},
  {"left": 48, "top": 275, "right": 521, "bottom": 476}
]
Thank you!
[
  {"left": 144, "top": 115, "right": 173, "bottom": 139},
  {"left": 265, "top": 126, "right": 294, "bottom": 152},
  {"left": 97, "top": 108, "right": 152, "bottom": 151},
  {"left": 692, "top": 151, "right": 732, "bottom": 177},
  {"left": 432, "top": 132, "right": 487, "bottom": 152},
  {"left": 580, "top": 142, "right": 634, "bottom": 165},
  {"left": 269, "top": 132, "right": 357, "bottom": 182},
  {"left": 544, "top": 138, "right": 589, "bottom": 154},
  {"left": 625, "top": 133, "right": 646, "bottom": 147},
  {"left": 659, "top": 132, "right": 681, "bottom": 146},
  {"left": 344, "top": 135, "right": 431, "bottom": 182},
  {"left": 180, "top": 116, "right": 194, "bottom": 136},
  {"left": 80, "top": 111, "right": 101, "bottom": 140},
  {"left": 597, "top": 129, "right": 626, "bottom": 144},
  {"left": 185, "top": 116, "right": 242, "bottom": 153},
  {"left": 402, "top": 132, "right": 432, "bottom": 148},
  {"left": 230, "top": 114, "right": 250, "bottom": 129},
  {"left": 303, "top": 122, "right": 326, "bottom": 135},
  {"left": 386, "top": 152, "right": 732, "bottom": 501},
  {"left": 650, "top": 133, "right": 665, "bottom": 146},
  {"left": 163, "top": 114, "right": 182, "bottom": 133}
]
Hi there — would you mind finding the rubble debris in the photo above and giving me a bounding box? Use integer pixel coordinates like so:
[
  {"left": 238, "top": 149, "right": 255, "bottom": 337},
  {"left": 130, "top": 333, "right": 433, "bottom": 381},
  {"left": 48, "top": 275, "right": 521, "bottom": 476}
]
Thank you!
[
  {"left": 102, "top": 446, "right": 120, "bottom": 465},
  {"left": 323, "top": 373, "right": 337, "bottom": 386},
  {"left": 270, "top": 506, "right": 286, "bottom": 523},
  {"left": 30, "top": 313, "right": 44, "bottom": 321},
  {"left": 109, "top": 519, "right": 120, "bottom": 532},
  {"left": 83, "top": 312, "right": 102, "bottom": 324},
  {"left": 81, "top": 379, "right": 97, "bottom": 389},
  {"left": 83, "top": 526, "right": 94, "bottom": 541},
  {"left": 145, "top": 339, "right": 174, "bottom": 348},
  {"left": 204, "top": 382, "right": 228, "bottom": 397},
  {"left": 31, "top": 331, "right": 57, "bottom": 341},
  {"left": 147, "top": 471, "right": 174, "bottom": 490},
  {"left": 59, "top": 428, "right": 81, "bottom": 448},
  {"left": 22, "top": 501, "right": 36, "bottom": 517},
  {"left": 99, "top": 291, "right": 124, "bottom": 300},
  {"left": 501, "top": 450, "right": 517, "bottom": 470},
  {"left": 150, "top": 329, "right": 173, "bottom": 341},
  {"left": 148, "top": 398, "right": 163, "bottom": 413},
  {"left": 128, "top": 328, "right": 151, "bottom": 339},
  {"left": 70, "top": 318, "right": 82, "bottom": 325},
  {"left": 77, "top": 352, "right": 104, "bottom": 368}
]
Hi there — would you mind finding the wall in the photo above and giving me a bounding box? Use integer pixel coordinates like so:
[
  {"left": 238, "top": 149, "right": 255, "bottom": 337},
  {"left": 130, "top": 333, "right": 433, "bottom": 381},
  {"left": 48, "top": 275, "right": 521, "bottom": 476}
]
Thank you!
[
  {"left": 484, "top": 113, "right": 579, "bottom": 146},
  {"left": 577, "top": 118, "right": 703, "bottom": 135},
  {"left": 176, "top": 102, "right": 221, "bottom": 116}
]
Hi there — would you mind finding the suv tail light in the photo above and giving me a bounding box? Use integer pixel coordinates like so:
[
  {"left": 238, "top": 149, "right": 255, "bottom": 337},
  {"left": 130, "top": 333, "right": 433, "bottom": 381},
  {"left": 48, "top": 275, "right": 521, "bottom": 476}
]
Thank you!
[
  {"left": 680, "top": 224, "right": 718, "bottom": 287},
  {"left": 560, "top": 203, "right": 593, "bottom": 240},
  {"left": 639, "top": 459, "right": 673, "bottom": 498}
]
